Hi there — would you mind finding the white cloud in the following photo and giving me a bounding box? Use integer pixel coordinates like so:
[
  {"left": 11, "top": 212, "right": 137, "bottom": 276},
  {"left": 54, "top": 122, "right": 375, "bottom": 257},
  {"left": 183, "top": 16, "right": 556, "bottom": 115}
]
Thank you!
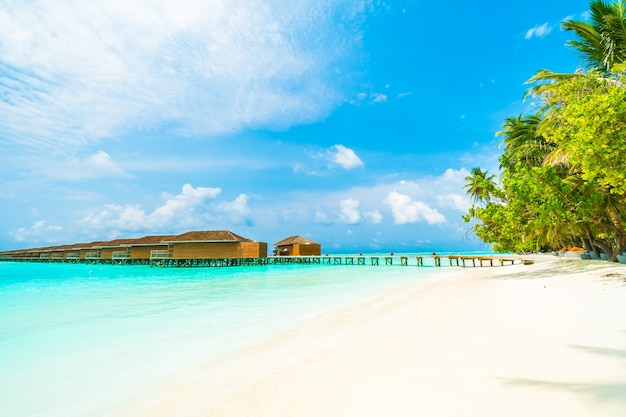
[
  {"left": 339, "top": 198, "right": 361, "bottom": 224},
  {"left": 60, "top": 151, "right": 129, "bottom": 181},
  {"left": 10, "top": 221, "right": 63, "bottom": 243},
  {"left": 0, "top": 0, "right": 368, "bottom": 154},
  {"left": 150, "top": 183, "right": 221, "bottom": 223},
  {"left": 315, "top": 210, "right": 331, "bottom": 224},
  {"left": 217, "top": 194, "right": 252, "bottom": 224},
  {"left": 88, "top": 151, "right": 125, "bottom": 174},
  {"left": 9, "top": 150, "right": 130, "bottom": 182},
  {"left": 525, "top": 23, "right": 552, "bottom": 39},
  {"left": 371, "top": 93, "right": 388, "bottom": 103},
  {"left": 336, "top": 198, "right": 382, "bottom": 225},
  {"left": 290, "top": 168, "right": 468, "bottom": 229},
  {"left": 296, "top": 144, "right": 364, "bottom": 175},
  {"left": 80, "top": 183, "right": 222, "bottom": 232},
  {"left": 352, "top": 92, "right": 389, "bottom": 105},
  {"left": 329, "top": 145, "right": 364, "bottom": 169},
  {"left": 437, "top": 193, "right": 471, "bottom": 212},
  {"left": 363, "top": 210, "right": 382, "bottom": 224},
  {"left": 383, "top": 191, "right": 446, "bottom": 225}
]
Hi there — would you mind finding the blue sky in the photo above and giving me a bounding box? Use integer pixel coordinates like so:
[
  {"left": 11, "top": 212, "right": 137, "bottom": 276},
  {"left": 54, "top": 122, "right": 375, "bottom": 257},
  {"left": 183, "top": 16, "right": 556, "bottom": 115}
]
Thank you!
[{"left": 0, "top": 0, "right": 592, "bottom": 253}]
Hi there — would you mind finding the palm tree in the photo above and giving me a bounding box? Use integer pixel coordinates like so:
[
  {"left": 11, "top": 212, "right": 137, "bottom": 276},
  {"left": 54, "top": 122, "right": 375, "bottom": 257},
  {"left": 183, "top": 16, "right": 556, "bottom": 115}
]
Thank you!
[
  {"left": 463, "top": 168, "right": 498, "bottom": 203},
  {"left": 497, "top": 114, "right": 557, "bottom": 173},
  {"left": 562, "top": 0, "right": 626, "bottom": 72},
  {"left": 526, "top": 0, "right": 626, "bottom": 97}
]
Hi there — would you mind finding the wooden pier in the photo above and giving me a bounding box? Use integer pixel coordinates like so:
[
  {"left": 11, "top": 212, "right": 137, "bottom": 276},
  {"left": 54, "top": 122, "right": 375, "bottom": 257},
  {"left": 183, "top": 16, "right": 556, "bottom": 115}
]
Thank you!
[
  {"left": 442, "top": 255, "right": 526, "bottom": 267},
  {"left": 0, "top": 254, "right": 529, "bottom": 268}
]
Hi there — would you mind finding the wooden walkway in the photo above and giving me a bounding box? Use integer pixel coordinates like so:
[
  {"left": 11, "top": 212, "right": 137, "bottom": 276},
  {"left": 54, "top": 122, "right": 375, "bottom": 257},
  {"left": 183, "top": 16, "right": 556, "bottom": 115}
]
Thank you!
[
  {"left": 441, "top": 254, "right": 533, "bottom": 267},
  {"left": 1, "top": 254, "right": 529, "bottom": 268}
]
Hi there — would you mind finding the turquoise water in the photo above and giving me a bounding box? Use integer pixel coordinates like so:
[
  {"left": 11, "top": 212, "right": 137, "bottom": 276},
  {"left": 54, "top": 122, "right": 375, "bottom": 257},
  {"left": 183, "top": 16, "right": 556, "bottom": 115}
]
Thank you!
[{"left": 0, "top": 261, "right": 449, "bottom": 417}]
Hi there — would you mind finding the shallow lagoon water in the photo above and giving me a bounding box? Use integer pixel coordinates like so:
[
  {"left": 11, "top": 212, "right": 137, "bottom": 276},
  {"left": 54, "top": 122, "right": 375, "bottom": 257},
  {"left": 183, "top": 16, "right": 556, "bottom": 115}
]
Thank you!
[{"left": 0, "top": 261, "right": 450, "bottom": 417}]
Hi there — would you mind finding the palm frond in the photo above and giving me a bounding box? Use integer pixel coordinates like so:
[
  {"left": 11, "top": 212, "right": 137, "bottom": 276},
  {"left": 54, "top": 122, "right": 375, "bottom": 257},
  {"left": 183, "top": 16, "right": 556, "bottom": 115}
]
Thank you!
[
  {"left": 562, "top": 0, "right": 626, "bottom": 71},
  {"left": 524, "top": 70, "right": 583, "bottom": 100}
]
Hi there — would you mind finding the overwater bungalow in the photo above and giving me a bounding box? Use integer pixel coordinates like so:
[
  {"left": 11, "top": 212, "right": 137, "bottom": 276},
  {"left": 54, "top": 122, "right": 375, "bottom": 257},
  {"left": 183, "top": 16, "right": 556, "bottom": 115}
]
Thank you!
[
  {"left": 164, "top": 230, "right": 267, "bottom": 259},
  {"left": 0, "top": 230, "right": 268, "bottom": 262},
  {"left": 74, "top": 241, "right": 108, "bottom": 260},
  {"left": 127, "top": 235, "right": 175, "bottom": 260},
  {"left": 274, "top": 235, "right": 321, "bottom": 256},
  {"left": 95, "top": 238, "right": 139, "bottom": 260}
]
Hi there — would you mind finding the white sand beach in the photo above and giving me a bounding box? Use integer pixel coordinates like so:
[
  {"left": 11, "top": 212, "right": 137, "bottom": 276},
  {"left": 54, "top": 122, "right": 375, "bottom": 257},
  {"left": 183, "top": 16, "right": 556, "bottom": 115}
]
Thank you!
[{"left": 124, "top": 256, "right": 626, "bottom": 417}]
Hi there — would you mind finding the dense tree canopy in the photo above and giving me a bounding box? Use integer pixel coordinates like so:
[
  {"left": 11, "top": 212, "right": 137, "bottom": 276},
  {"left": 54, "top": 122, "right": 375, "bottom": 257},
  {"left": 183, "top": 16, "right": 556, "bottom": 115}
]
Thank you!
[{"left": 464, "top": 0, "right": 626, "bottom": 261}]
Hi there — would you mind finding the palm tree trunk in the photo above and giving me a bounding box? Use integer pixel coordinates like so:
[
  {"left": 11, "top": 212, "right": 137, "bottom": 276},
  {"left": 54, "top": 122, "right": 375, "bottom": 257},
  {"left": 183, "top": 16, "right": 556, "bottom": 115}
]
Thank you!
[{"left": 606, "top": 206, "right": 626, "bottom": 261}]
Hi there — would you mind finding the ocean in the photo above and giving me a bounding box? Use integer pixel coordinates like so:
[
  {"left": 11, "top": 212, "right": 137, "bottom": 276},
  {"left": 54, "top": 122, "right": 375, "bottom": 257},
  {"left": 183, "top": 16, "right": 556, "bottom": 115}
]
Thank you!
[{"left": 0, "top": 259, "right": 453, "bottom": 417}]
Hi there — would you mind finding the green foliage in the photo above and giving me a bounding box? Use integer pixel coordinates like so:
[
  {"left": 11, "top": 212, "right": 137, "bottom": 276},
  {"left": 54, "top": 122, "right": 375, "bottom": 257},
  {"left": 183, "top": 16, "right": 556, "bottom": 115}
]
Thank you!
[
  {"left": 463, "top": 168, "right": 500, "bottom": 203},
  {"left": 562, "top": 0, "right": 626, "bottom": 71},
  {"left": 540, "top": 69, "right": 626, "bottom": 195},
  {"left": 463, "top": 1, "right": 626, "bottom": 258},
  {"left": 465, "top": 202, "right": 537, "bottom": 253}
]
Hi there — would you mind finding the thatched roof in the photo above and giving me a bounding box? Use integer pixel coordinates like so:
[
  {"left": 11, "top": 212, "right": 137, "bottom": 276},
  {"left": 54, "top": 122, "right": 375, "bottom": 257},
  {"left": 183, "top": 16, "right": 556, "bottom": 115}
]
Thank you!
[
  {"left": 274, "top": 235, "right": 319, "bottom": 247},
  {"left": 164, "top": 230, "right": 251, "bottom": 243}
]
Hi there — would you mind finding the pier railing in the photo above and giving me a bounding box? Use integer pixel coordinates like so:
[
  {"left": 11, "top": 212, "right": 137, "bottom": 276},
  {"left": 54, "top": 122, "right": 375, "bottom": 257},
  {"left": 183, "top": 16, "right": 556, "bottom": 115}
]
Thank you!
[{"left": 0, "top": 254, "right": 529, "bottom": 268}]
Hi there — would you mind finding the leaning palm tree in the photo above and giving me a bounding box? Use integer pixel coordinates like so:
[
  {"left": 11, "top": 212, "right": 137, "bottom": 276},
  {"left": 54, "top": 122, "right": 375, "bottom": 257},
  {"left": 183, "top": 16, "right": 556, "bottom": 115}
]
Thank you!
[
  {"left": 562, "top": 0, "right": 626, "bottom": 72},
  {"left": 463, "top": 168, "right": 498, "bottom": 203},
  {"left": 526, "top": 0, "right": 626, "bottom": 97}
]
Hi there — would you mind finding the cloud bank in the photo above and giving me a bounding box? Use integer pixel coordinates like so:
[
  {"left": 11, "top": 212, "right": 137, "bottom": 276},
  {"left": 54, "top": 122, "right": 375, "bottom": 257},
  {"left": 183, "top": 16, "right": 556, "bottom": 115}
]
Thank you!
[
  {"left": 79, "top": 183, "right": 250, "bottom": 234},
  {"left": 384, "top": 191, "right": 446, "bottom": 225},
  {"left": 0, "top": 0, "right": 371, "bottom": 153},
  {"left": 7, "top": 167, "right": 473, "bottom": 249}
]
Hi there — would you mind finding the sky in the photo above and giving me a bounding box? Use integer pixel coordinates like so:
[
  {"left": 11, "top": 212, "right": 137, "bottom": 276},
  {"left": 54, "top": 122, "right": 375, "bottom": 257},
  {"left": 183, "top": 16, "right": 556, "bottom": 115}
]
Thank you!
[{"left": 0, "top": 0, "right": 594, "bottom": 253}]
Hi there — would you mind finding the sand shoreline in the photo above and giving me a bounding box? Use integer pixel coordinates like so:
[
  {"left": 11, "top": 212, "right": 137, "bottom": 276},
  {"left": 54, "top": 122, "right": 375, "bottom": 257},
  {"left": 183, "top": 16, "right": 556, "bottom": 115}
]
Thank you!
[{"left": 124, "top": 256, "right": 626, "bottom": 417}]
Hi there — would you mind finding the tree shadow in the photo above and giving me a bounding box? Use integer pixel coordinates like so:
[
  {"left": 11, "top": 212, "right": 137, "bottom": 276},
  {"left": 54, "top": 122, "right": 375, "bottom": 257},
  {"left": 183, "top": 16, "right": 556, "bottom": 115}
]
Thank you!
[
  {"left": 501, "top": 378, "right": 626, "bottom": 405},
  {"left": 490, "top": 259, "right": 626, "bottom": 282},
  {"left": 572, "top": 343, "right": 626, "bottom": 360},
  {"left": 499, "top": 341, "right": 626, "bottom": 406}
]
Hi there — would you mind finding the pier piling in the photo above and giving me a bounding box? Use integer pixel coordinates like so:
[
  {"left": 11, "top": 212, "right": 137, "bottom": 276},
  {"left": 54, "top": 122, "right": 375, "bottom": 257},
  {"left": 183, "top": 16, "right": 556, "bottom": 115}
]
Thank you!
[{"left": 1, "top": 254, "right": 526, "bottom": 268}]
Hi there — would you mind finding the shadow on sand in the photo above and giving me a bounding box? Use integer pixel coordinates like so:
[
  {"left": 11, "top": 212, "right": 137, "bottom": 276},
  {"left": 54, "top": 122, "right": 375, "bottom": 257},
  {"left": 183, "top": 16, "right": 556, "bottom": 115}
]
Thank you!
[
  {"left": 490, "top": 258, "right": 626, "bottom": 282},
  {"left": 500, "top": 339, "right": 626, "bottom": 407}
]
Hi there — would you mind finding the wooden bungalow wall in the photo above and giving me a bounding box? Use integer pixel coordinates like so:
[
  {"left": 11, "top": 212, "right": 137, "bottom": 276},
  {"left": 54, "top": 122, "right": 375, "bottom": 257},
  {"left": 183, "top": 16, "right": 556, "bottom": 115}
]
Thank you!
[
  {"left": 172, "top": 241, "right": 267, "bottom": 259},
  {"left": 79, "top": 248, "right": 100, "bottom": 259},
  {"left": 99, "top": 247, "right": 127, "bottom": 259},
  {"left": 241, "top": 241, "right": 268, "bottom": 258},
  {"left": 130, "top": 245, "right": 169, "bottom": 260},
  {"left": 278, "top": 243, "right": 321, "bottom": 256},
  {"left": 296, "top": 243, "right": 321, "bottom": 256}
]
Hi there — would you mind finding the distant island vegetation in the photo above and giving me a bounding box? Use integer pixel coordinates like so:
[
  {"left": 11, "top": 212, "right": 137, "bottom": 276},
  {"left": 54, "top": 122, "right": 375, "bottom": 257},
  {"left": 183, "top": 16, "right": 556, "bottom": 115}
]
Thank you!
[{"left": 463, "top": 0, "right": 626, "bottom": 261}]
